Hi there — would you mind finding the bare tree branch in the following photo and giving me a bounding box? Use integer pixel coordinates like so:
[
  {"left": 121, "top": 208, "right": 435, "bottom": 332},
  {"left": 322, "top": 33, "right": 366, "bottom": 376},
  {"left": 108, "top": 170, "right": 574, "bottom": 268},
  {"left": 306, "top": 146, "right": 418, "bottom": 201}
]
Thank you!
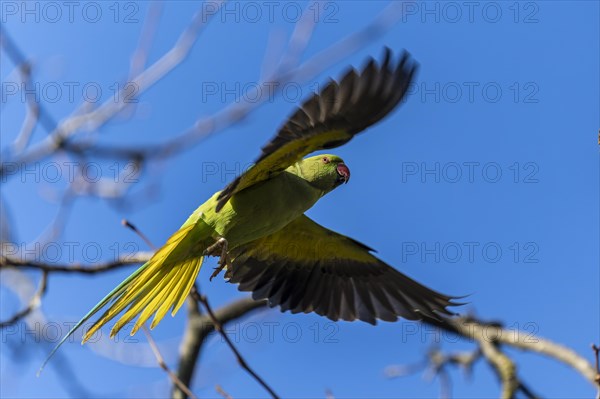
[
  {"left": 477, "top": 336, "right": 519, "bottom": 398},
  {"left": 435, "top": 316, "right": 598, "bottom": 387},
  {"left": 0, "top": 26, "right": 59, "bottom": 142},
  {"left": 396, "top": 315, "right": 599, "bottom": 398},
  {"left": 0, "top": 0, "right": 226, "bottom": 179},
  {"left": 0, "top": 253, "right": 151, "bottom": 274},
  {"left": 128, "top": 1, "right": 164, "bottom": 80},
  {"left": 86, "top": 0, "right": 409, "bottom": 161},
  {"left": 0, "top": 0, "right": 408, "bottom": 177},
  {"left": 172, "top": 295, "right": 268, "bottom": 399},
  {"left": 187, "top": 287, "right": 277, "bottom": 398},
  {"left": 0, "top": 270, "right": 48, "bottom": 328}
]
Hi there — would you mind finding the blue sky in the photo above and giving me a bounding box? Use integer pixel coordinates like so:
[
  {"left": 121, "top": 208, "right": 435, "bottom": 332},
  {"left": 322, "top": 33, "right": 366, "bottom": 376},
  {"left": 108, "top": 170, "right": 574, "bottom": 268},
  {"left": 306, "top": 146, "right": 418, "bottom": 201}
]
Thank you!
[{"left": 1, "top": 1, "right": 598, "bottom": 398}]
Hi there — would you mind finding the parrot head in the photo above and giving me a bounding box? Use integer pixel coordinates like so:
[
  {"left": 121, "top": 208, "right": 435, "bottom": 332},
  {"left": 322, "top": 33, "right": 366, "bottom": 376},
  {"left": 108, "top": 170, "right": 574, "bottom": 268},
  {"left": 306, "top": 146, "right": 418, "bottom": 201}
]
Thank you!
[{"left": 297, "top": 154, "right": 350, "bottom": 193}]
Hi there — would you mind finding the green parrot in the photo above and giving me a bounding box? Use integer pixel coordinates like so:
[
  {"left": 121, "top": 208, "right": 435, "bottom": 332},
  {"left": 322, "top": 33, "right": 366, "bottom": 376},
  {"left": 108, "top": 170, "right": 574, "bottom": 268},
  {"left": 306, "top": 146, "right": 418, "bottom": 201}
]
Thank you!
[{"left": 41, "top": 48, "right": 459, "bottom": 370}]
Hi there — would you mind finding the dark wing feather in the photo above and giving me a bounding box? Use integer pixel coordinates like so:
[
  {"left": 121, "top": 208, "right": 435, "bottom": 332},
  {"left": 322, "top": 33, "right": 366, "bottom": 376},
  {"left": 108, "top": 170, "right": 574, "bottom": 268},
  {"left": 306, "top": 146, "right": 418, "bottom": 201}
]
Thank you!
[
  {"left": 227, "top": 215, "right": 462, "bottom": 324},
  {"left": 215, "top": 48, "right": 418, "bottom": 211}
]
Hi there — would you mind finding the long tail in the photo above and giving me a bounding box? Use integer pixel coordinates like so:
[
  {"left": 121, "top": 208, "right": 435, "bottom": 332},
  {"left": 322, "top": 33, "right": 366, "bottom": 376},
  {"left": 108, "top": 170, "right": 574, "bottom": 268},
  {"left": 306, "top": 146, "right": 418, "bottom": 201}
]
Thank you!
[{"left": 39, "top": 221, "right": 213, "bottom": 375}]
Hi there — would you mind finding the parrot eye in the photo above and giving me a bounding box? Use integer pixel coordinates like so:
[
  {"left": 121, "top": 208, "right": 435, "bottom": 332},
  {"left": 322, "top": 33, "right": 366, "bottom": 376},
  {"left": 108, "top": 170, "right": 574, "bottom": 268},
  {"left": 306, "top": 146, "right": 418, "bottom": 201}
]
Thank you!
[{"left": 322, "top": 157, "right": 330, "bottom": 164}]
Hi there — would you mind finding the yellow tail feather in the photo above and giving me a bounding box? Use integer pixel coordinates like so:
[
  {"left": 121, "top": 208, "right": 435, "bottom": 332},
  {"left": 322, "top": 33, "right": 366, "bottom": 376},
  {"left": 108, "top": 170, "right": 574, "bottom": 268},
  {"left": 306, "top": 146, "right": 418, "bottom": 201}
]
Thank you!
[
  {"left": 39, "top": 217, "right": 213, "bottom": 375},
  {"left": 82, "top": 222, "right": 211, "bottom": 343}
]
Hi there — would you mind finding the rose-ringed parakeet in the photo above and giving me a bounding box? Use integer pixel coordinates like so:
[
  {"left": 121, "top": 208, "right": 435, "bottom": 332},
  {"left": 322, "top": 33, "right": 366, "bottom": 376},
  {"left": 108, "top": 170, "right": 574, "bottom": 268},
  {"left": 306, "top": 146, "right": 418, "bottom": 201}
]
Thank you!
[{"left": 41, "top": 48, "right": 460, "bottom": 369}]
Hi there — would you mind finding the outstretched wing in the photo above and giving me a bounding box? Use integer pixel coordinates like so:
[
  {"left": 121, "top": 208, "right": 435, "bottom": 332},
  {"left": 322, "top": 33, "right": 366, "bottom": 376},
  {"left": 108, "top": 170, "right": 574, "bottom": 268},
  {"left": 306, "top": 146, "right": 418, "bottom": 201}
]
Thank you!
[
  {"left": 227, "top": 215, "right": 460, "bottom": 324},
  {"left": 215, "top": 48, "right": 418, "bottom": 211}
]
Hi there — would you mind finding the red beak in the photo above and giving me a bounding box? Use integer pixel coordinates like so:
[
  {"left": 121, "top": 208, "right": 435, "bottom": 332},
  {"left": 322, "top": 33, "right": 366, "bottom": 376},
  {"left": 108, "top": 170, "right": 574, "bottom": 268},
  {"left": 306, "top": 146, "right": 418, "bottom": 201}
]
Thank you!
[{"left": 336, "top": 163, "right": 350, "bottom": 184}]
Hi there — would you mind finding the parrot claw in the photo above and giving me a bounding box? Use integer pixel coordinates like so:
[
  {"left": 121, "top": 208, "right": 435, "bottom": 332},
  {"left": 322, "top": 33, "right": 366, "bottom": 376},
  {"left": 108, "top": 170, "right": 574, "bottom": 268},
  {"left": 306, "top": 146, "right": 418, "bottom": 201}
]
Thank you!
[
  {"left": 205, "top": 238, "right": 230, "bottom": 281},
  {"left": 203, "top": 237, "right": 226, "bottom": 256}
]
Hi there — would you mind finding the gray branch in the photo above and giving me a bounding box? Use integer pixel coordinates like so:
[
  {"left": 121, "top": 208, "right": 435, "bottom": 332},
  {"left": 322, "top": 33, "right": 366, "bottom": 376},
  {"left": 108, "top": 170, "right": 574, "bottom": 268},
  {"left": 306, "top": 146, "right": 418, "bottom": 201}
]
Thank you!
[
  {"left": 0, "top": 253, "right": 152, "bottom": 274},
  {"left": 172, "top": 296, "right": 268, "bottom": 399},
  {"left": 421, "top": 316, "right": 599, "bottom": 397}
]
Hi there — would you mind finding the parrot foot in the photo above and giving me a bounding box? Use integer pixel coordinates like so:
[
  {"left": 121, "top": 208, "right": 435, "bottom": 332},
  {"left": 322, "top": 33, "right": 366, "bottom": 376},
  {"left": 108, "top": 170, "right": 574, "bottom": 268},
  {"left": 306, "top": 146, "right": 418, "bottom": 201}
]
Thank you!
[{"left": 205, "top": 237, "right": 230, "bottom": 281}]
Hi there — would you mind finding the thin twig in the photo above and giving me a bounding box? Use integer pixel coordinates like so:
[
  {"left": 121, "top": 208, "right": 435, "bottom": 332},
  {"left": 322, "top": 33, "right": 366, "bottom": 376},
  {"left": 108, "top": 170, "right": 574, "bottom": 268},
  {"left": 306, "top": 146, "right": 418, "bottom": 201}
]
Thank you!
[
  {"left": 0, "top": 270, "right": 48, "bottom": 328},
  {"left": 276, "top": 1, "right": 319, "bottom": 72},
  {"left": 172, "top": 297, "right": 205, "bottom": 399},
  {"left": 0, "top": 254, "right": 151, "bottom": 274},
  {"left": 215, "top": 384, "right": 233, "bottom": 399},
  {"left": 592, "top": 344, "right": 600, "bottom": 386},
  {"left": 517, "top": 382, "right": 541, "bottom": 399},
  {"left": 129, "top": 1, "right": 164, "bottom": 79},
  {"left": 0, "top": 26, "right": 59, "bottom": 140},
  {"left": 190, "top": 286, "right": 279, "bottom": 399},
  {"left": 122, "top": 219, "right": 156, "bottom": 250},
  {"left": 388, "top": 347, "right": 480, "bottom": 398},
  {"left": 142, "top": 325, "right": 198, "bottom": 399},
  {"left": 11, "top": 61, "right": 41, "bottom": 152}
]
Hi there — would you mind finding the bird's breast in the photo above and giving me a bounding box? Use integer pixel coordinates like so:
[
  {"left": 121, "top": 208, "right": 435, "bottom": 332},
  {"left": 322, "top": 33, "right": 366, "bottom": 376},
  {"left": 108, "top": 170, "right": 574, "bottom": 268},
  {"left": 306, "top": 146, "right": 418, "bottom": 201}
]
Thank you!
[{"left": 203, "top": 172, "right": 323, "bottom": 248}]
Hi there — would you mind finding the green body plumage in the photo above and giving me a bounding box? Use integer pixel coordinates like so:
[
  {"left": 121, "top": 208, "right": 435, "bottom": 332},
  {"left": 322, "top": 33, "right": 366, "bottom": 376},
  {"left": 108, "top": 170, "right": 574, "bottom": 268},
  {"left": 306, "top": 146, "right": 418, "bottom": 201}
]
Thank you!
[{"left": 200, "top": 157, "right": 332, "bottom": 247}]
